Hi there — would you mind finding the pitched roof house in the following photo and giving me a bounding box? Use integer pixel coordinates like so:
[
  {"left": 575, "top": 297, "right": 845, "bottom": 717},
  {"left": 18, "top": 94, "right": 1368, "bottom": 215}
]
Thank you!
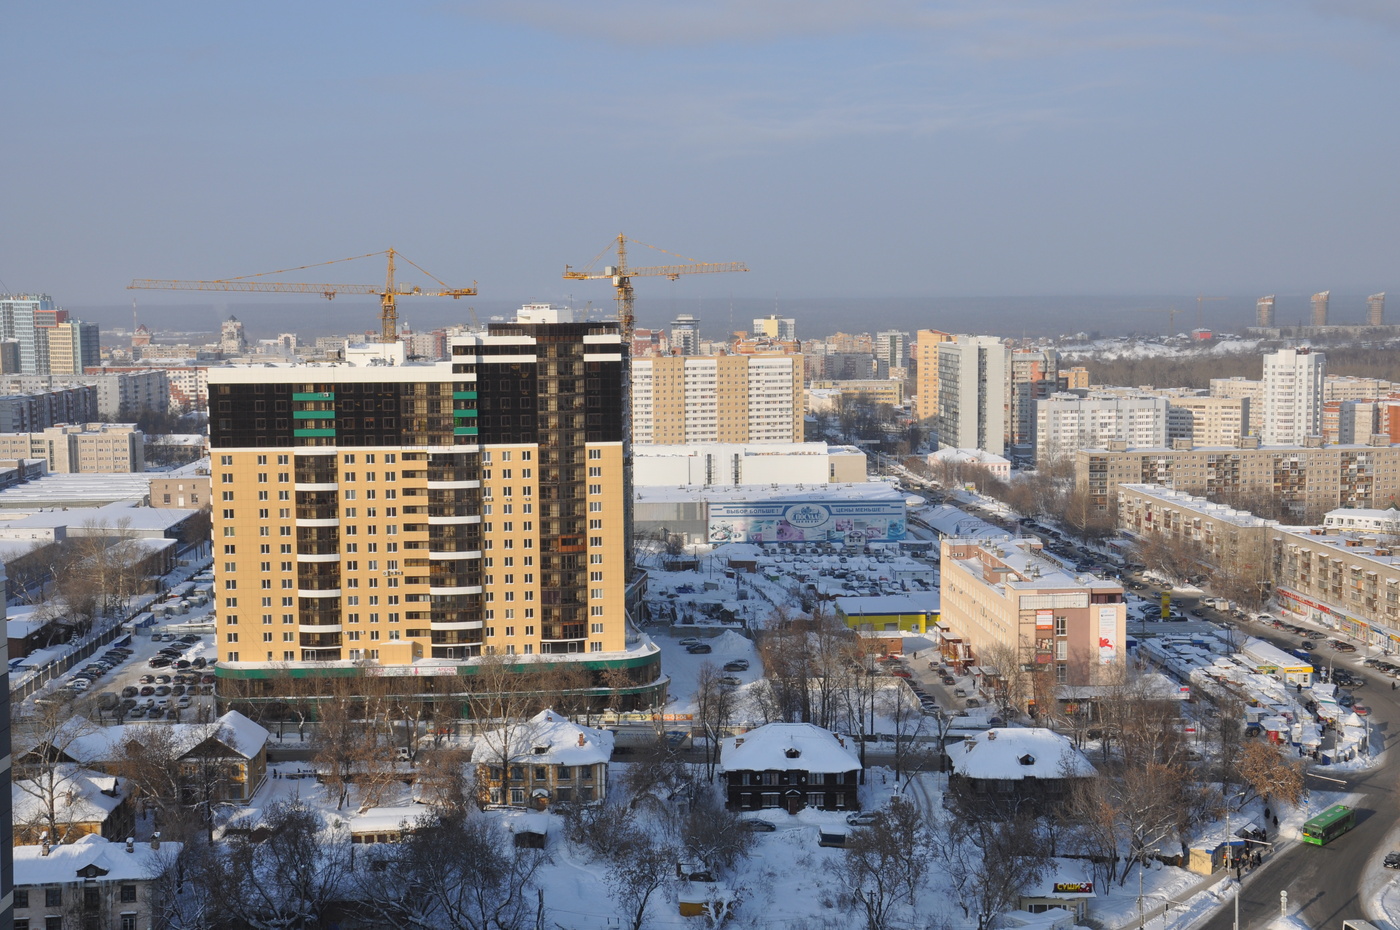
[
  {"left": 718, "top": 722, "right": 861, "bottom": 813},
  {"left": 474, "top": 709, "right": 614, "bottom": 808}
]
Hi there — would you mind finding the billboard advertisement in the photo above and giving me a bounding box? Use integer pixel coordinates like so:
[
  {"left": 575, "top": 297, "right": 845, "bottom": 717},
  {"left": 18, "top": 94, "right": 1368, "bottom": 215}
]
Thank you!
[{"left": 707, "top": 499, "right": 907, "bottom": 545}]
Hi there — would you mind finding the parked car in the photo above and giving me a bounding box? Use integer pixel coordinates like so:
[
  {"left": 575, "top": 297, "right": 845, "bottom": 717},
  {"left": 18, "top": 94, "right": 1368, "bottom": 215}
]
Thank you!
[
  {"left": 741, "top": 819, "right": 776, "bottom": 832},
  {"left": 723, "top": 659, "right": 750, "bottom": 672},
  {"left": 1353, "top": 704, "right": 1372, "bottom": 716},
  {"left": 719, "top": 676, "right": 742, "bottom": 687},
  {"left": 846, "top": 811, "right": 881, "bottom": 827},
  {"left": 121, "top": 686, "right": 138, "bottom": 698},
  {"left": 1384, "top": 851, "right": 1400, "bottom": 870},
  {"left": 679, "top": 638, "right": 700, "bottom": 647},
  {"left": 687, "top": 644, "right": 712, "bottom": 654}
]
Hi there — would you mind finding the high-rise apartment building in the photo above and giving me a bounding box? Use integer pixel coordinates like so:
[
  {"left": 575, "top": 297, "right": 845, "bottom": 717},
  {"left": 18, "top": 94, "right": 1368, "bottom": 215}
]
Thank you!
[
  {"left": 752, "top": 315, "right": 796, "bottom": 341},
  {"left": 913, "top": 329, "right": 954, "bottom": 425},
  {"left": 219, "top": 316, "right": 248, "bottom": 355},
  {"left": 631, "top": 354, "right": 802, "bottom": 444},
  {"left": 1311, "top": 291, "right": 1330, "bottom": 327},
  {"left": 46, "top": 321, "right": 100, "bottom": 376},
  {"left": 670, "top": 314, "right": 701, "bottom": 356},
  {"left": 207, "top": 305, "right": 663, "bottom": 712},
  {"left": 0, "top": 295, "right": 67, "bottom": 374},
  {"left": 1262, "top": 347, "right": 1325, "bottom": 445},
  {"left": 937, "top": 335, "right": 1007, "bottom": 455},
  {"left": 1369, "top": 293, "right": 1386, "bottom": 327},
  {"left": 1035, "top": 393, "right": 1169, "bottom": 462},
  {"left": 1166, "top": 395, "right": 1250, "bottom": 446},
  {"left": 1256, "top": 295, "right": 1275, "bottom": 328},
  {"left": 874, "top": 330, "right": 908, "bottom": 372},
  {"left": 1008, "top": 349, "right": 1058, "bottom": 455}
]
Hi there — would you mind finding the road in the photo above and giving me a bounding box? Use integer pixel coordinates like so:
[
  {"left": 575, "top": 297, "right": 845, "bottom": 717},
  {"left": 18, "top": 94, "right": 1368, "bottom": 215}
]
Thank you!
[{"left": 1177, "top": 606, "right": 1400, "bottom": 930}]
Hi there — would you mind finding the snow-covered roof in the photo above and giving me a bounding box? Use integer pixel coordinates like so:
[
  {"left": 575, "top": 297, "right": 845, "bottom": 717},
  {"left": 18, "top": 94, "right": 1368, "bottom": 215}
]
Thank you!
[
  {"left": 718, "top": 723, "right": 860, "bottom": 774},
  {"left": 952, "top": 728, "right": 1096, "bottom": 780},
  {"left": 0, "top": 499, "right": 196, "bottom": 535},
  {"left": 49, "top": 711, "right": 267, "bottom": 765},
  {"left": 474, "top": 709, "right": 614, "bottom": 766},
  {"left": 349, "top": 806, "right": 427, "bottom": 835},
  {"left": 13, "top": 765, "right": 129, "bottom": 827},
  {"left": 834, "top": 593, "right": 940, "bottom": 616},
  {"left": 929, "top": 448, "right": 1012, "bottom": 467},
  {"left": 14, "top": 834, "right": 179, "bottom": 886},
  {"left": 923, "top": 503, "right": 1002, "bottom": 539},
  {"left": 634, "top": 482, "right": 903, "bottom": 505},
  {"left": 0, "top": 474, "right": 157, "bottom": 509}
]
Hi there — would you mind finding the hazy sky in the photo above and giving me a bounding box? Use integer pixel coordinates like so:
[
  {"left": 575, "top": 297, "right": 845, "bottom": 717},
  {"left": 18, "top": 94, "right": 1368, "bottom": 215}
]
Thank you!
[{"left": 4, "top": 1, "right": 1398, "bottom": 320}]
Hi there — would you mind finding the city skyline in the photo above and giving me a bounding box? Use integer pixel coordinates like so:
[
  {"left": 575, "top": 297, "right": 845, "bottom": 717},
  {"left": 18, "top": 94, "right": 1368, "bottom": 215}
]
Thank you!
[{"left": 4, "top": 2, "right": 1399, "bottom": 308}]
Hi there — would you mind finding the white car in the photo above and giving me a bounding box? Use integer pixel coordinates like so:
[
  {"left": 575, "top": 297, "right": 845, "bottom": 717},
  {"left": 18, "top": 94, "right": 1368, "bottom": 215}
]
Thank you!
[
  {"left": 846, "top": 811, "right": 881, "bottom": 826},
  {"left": 70, "top": 679, "right": 91, "bottom": 691}
]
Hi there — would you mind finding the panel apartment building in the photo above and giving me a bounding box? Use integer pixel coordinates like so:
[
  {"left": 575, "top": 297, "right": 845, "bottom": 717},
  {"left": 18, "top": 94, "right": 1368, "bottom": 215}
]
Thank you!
[
  {"left": 1117, "top": 484, "right": 1400, "bottom": 647},
  {"left": 1076, "top": 439, "right": 1400, "bottom": 520},
  {"left": 631, "top": 354, "right": 802, "bottom": 444},
  {"left": 939, "top": 535, "right": 1127, "bottom": 688},
  {"left": 207, "top": 305, "right": 664, "bottom": 710}
]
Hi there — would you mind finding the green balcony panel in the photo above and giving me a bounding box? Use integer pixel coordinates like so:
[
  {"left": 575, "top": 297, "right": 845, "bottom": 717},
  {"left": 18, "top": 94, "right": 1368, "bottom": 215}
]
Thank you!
[
  {"left": 454, "top": 426, "right": 479, "bottom": 436},
  {"left": 294, "top": 428, "right": 337, "bottom": 438},
  {"left": 452, "top": 391, "right": 478, "bottom": 400},
  {"left": 293, "top": 410, "right": 337, "bottom": 419},
  {"left": 292, "top": 392, "right": 336, "bottom": 401}
]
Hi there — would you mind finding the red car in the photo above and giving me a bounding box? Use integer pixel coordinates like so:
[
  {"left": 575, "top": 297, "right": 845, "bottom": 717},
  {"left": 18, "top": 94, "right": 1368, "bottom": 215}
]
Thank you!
[
  {"left": 891, "top": 670, "right": 912, "bottom": 679},
  {"left": 1353, "top": 705, "right": 1371, "bottom": 716}
]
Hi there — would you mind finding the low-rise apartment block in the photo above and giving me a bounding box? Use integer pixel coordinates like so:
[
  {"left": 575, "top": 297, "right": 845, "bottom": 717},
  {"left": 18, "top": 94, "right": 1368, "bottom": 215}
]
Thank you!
[
  {"left": 939, "top": 535, "right": 1126, "bottom": 687},
  {"left": 1116, "top": 483, "right": 1400, "bottom": 649},
  {"left": 1076, "top": 439, "right": 1400, "bottom": 520},
  {"left": 0, "top": 424, "right": 144, "bottom": 474}
]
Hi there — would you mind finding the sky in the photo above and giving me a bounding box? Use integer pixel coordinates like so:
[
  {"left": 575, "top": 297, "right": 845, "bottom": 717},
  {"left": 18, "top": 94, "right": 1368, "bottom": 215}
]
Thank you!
[{"left": 3, "top": 1, "right": 1399, "bottom": 337}]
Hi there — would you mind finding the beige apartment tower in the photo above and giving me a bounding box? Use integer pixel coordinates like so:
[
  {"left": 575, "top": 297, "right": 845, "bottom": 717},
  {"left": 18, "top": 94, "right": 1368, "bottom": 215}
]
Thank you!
[
  {"left": 914, "top": 329, "right": 954, "bottom": 425},
  {"left": 207, "top": 308, "right": 664, "bottom": 713},
  {"left": 631, "top": 354, "right": 802, "bottom": 444}
]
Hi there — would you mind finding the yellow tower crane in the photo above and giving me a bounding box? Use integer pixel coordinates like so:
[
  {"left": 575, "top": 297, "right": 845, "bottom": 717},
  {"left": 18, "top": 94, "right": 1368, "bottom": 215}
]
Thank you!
[
  {"left": 1195, "top": 295, "right": 1226, "bottom": 330},
  {"left": 563, "top": 233, "right": 747, "bottom": 341},
  {"left": 129, "top": 249, "right": 477, "bottom": 344},
  {"left": 1133, "top": 307, "right": 1184, "bottom": 334}
]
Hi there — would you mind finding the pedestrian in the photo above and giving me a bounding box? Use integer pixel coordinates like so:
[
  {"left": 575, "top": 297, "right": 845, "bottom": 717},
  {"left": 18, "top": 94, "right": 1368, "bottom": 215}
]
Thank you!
[
  {"left": 1273, "top": 814, "right": 1279, "bottom": 828},
  {"left": 1264, "top": 806, "right": 1271, "bottom": 821}
]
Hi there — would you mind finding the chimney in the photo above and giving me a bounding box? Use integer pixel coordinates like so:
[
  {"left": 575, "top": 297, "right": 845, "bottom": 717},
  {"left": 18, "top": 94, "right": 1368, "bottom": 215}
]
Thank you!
[
  {"left": 126, "top": 837, "right": 134, "bottom": 854},
  {"left": 151, "top": 832, "right": 161, "bottom": 850},
  {"left": 41, "top": 831, "right": 50, "bottom": 856},
  {"left": 577, "top": 733, "right": 585, "bottom": 747}
]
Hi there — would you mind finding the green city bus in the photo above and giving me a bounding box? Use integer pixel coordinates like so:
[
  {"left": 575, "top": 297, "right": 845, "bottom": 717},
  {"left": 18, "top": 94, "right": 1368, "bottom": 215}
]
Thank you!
[{"left": 1301, "top": 804, "right": 1356, "bottom": 846}]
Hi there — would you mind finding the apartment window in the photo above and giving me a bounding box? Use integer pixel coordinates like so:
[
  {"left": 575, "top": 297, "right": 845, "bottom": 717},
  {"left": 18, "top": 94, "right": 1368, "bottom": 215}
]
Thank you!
[
  {"left": 590, "top": 641, "right": 602, "bottom": 652},
  {"left": 588, "top": 449, "right": 601, "bottom": 459},
  {"left": 591, "top": 622, "right": 604, "bottom": 634},
  {"left": 589, "top": 519, "right": 602, "bottom": 529},
  {"left": 591, "top": 605, "right": 605, "bottom": 616},
  {"left": 591, "top": 588, "right": 604, "bottom": 599},
  {"left": 588, "top": 466, "right": 601, "bottom": 477},
  {"left": 227, "top": 632, "right": 239, "bottom": 643}
]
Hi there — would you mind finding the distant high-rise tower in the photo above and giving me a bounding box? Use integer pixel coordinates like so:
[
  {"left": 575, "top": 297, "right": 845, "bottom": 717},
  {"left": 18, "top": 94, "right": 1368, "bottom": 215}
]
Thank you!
[
  {"left": 220, "top": 315, "right": 248, "bottom": 355},
  {"left": 1311, "top": 291, "right": 1330, "bottom": 327},
  {"left": 874, "top": 330, "right": 908, "bottom": 371},
  {"left": 46, "top": 320, "right": 100, "bottom": 375},
  {"left": 1256, "top": 295, "right": 1276, "bottom": 328},
  {"left": 1369, "top": 293, "right": 1386, "bottom": 327},
  {"left": 670, "top": 314, "right": 701, "bottom": 355},
  {"left": 752, "top": 314, "right": 796, "bottom": 341}
]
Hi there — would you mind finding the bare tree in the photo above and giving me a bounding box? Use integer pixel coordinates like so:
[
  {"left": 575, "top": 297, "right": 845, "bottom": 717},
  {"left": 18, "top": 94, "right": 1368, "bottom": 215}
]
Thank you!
[
  {"left": 367, "top": 812, "right": 548, "bottom": 930},
  {"left": 12, "top": 698, "right": 99, "bottom": 845},
  {"left": 693, "top": 662, "right": 738, "bottom": 783},
  {"left": 1234, "top": 740, "right": 1305, "bottom": 810},
  {"left": 219, "top": 799, "right": 353, "bottom": 930},
  {"left": 948, "top": 810, "right": 1051, "bottom": 930},
  {"left": 833, "top": 794, "right": 931, "bottom": 930},
  {"left": 605, "top": 826, "right": 678, "bottom": 930},
  {"left": 679, "top": 804, "right": 755, "bottom": 875}
]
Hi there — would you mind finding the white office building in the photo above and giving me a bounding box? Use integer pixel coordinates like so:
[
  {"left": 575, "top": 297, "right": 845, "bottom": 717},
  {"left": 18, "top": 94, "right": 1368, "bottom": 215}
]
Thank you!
[{"left": 1262, "top": 348, "right": 1326, "bottom": 445}]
